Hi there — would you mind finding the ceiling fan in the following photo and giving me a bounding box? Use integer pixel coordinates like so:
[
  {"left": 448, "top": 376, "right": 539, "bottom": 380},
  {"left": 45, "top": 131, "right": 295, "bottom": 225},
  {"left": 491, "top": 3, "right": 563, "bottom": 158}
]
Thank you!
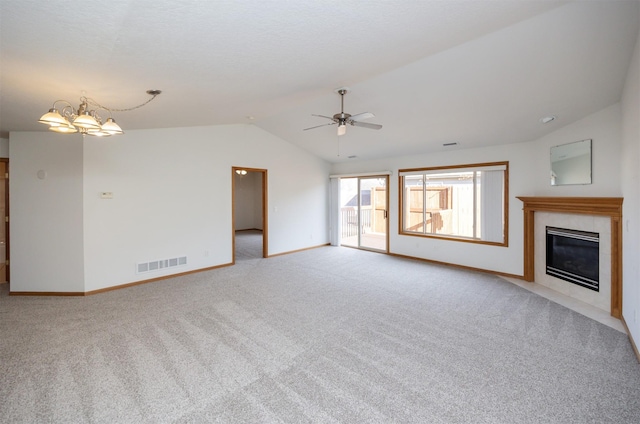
[{"left": 303, "top": 88, "right": 382, "bottom": 136}]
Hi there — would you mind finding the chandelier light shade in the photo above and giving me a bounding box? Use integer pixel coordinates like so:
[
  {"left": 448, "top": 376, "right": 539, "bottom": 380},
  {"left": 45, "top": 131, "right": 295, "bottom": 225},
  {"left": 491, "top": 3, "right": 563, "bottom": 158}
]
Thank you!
[
  {"left": 38, "top": 108, "right": 68, "bottom": 126},
  {"left": 72, "top": 111, "right": 101, "bottom": 130},
  {"left": 101, "top": 118, "right": 124, "bottom": 135},
  {"left": 50, "top": 123, "right": 78, "bottom": 134},
  {"left": 38, "top": 90, "right": 161, "bottom": 137}
]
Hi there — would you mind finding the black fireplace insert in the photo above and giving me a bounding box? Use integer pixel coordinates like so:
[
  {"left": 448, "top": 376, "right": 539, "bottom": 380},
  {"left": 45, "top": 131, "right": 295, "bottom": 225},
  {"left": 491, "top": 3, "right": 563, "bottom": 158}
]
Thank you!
[{"left": 546, "top": 226, "right": 599, "bottom": 291}]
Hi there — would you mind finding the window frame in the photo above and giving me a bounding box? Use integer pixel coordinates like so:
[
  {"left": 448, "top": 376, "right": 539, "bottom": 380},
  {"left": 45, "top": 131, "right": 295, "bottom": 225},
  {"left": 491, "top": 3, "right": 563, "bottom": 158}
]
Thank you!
[{"left": 398, "top": 161, "right": 509, "bottom": 247}]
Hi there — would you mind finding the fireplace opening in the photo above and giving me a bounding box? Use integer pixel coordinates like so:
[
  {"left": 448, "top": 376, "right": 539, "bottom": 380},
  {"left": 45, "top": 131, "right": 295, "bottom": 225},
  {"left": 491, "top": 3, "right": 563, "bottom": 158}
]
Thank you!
[{"left": 546, "top": 226, "right": 599, "bottom": 291}]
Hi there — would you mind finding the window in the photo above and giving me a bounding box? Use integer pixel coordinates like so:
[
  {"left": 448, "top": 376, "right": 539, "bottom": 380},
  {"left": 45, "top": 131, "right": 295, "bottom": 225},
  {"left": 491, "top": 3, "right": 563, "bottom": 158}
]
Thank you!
[{"left": 399, "top": 162, "right": 508, "bottom": 246}]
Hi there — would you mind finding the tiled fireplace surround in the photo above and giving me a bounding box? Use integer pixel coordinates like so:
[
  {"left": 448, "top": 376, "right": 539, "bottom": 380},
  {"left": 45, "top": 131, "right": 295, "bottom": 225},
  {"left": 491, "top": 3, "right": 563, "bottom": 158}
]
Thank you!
[{"left": 517, "top": 197, "right": 623, "bottom": 318}]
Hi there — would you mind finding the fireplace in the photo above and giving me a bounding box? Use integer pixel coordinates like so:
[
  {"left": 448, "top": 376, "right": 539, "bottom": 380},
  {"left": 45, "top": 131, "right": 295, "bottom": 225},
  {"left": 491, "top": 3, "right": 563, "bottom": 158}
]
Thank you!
[
  {"left": 546, "top": 226, "right": 599, "bottom": 291},
  {"left": 516, "top": 196, "right": 622, "bottom": 318}
]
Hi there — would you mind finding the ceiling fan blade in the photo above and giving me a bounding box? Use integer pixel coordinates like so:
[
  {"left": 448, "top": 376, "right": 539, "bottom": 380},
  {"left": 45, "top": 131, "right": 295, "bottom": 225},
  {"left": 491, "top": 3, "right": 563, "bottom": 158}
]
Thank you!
[
  {"left": 349, "top": 112, "right": 375, "bottom": 122},
  {"left": 303, "top": 122, "right": 337, "bottom": 131},
  {"left": 311, "top": 114, "right": 336, "bottom": 122},
  {"left": 351, "top": 121, "right": 382, "bottom": 130}
]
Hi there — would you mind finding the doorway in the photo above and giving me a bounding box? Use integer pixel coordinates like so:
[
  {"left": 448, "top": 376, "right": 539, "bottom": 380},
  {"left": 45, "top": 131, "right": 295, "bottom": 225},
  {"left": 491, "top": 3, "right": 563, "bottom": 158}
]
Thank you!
[
  {"left": 232, "top": 167, "right": 268, "bottom": 262},
  {"left": 340, "top": 175, "right": 388, "bottom": 252}
]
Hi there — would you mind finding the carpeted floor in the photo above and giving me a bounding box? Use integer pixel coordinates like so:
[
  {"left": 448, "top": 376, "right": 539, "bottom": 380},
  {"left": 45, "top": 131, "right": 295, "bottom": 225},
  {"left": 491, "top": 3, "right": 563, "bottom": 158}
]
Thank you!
[
  {"left": 235, "top": 230, "right": 263, "bottom": 261},
  {"left": 1, "top": 245, "right": 639, "bottom": 423}
]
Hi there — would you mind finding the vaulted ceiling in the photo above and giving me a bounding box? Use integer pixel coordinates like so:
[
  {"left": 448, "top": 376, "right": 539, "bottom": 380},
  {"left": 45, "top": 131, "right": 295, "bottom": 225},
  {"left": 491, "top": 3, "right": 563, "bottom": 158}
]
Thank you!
[{"left": 1, "top": 1, "right": 638, "bottom": 163}]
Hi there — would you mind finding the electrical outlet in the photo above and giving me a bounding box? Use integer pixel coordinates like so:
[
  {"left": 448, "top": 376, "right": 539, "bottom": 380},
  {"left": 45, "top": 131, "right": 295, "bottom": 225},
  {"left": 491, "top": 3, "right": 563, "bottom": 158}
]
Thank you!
[{"left": 204, "top": 250, "right": 209, "bottom": 257}]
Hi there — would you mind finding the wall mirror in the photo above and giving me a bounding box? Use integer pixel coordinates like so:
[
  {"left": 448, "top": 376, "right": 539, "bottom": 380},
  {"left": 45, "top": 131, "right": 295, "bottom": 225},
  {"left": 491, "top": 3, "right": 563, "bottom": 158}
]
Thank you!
[{"left": 550, "top": 139, "right": 592, "bottom": 186}]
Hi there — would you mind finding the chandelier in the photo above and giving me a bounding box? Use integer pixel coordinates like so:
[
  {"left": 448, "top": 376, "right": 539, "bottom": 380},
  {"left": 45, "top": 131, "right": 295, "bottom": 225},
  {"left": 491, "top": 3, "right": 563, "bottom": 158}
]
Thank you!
[{"left": 38, "top": 89, "right": 161, "bottom": 136}]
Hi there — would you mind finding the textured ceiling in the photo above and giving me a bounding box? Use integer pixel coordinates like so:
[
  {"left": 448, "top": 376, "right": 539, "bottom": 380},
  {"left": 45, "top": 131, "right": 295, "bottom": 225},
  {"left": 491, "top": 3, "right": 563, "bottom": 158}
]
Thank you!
[{"left": 1, "top": 0, "right": 638, "bottom": 163}]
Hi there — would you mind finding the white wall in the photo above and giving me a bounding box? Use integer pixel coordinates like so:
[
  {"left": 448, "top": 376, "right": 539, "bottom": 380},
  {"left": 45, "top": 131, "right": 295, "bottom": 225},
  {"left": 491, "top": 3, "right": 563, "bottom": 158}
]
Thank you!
[
  {"left": 330, "top": 104, "right": 623, "bottom": 276},
  {"left": 234, "top": 171, "right": 263, "bottom": 230},
  {"left": 528, "top": 104, "right": 622, "bottom": 197},
  {"left": 621, "top": 24, "right": 640, "bottom": 344},
  {"left": 11, "top": 124, "right": 330, "bottom": 292},
  {"left": 10, "top": 133, "right": 85, "bottom": 292}
]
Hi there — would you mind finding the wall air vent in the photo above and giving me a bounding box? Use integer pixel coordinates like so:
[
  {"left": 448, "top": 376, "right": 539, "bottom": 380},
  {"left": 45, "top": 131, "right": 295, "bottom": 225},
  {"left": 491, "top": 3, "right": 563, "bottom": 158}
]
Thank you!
[{"left": 136, "top": 256, "right": 187, "bottom": 274}]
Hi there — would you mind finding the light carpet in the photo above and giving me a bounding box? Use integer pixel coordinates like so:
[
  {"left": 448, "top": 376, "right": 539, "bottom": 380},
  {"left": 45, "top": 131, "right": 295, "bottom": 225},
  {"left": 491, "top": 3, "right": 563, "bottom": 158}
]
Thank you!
[
  {"left": 235, "top": 230, "right": 264, "bottom": 261},
  {"left": 1, "top": 245, "right": 639, "bottom": 423}
]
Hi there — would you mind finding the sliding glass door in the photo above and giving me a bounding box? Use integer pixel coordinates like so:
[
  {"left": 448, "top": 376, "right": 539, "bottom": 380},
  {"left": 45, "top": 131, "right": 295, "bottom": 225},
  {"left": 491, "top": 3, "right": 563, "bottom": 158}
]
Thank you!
[{"left": 340, "top": 176, "right": 388, "bottom": 252}]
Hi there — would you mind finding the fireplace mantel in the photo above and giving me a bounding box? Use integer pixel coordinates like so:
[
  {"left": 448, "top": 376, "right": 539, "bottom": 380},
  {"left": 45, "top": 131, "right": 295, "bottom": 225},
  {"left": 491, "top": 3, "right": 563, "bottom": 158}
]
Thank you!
[{"left": 517, "top": 196, "right": 623, "bottom": 318}]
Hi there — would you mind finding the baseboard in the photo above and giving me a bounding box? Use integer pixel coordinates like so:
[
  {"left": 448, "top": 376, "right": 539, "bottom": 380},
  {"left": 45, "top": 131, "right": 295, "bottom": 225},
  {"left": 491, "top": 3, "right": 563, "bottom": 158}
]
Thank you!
[
  {"left": 9, "top": 291, "right": 85, "bottom": 296},
  {"left": 86, "top": 263, "right": 233, "bottom": 295},
  {"left": 267, "top": 243, "right": 331, "bottom": 258},
  {"left": 9, "top": 263, "right": 233, "bottom": 297},
  {"left": 387, "top": 252, "right": 524, "bottom": 280},
  {"left": 621, "top": 316, "right": 640, "bottom": 363},
  {"left": 6, "top": 247, "right": 520, "bottom": 296}
]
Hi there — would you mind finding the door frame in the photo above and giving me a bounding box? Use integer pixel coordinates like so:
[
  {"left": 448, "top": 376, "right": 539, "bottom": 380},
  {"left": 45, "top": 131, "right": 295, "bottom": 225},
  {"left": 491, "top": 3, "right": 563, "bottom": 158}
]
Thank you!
[
  {"left": 1, "top": 158, "right": 8, "bottom": 284},
  {"left": 231, "top": 167, "right": 268, "bottom": 263}
]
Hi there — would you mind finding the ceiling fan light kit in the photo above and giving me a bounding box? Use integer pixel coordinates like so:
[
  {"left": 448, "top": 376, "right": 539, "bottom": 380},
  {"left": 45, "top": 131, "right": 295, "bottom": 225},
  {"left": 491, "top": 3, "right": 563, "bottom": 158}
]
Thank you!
[
  {"left": 304, "top": 87, "right": 382, "bottom": 136},
  {"left": 38, "top": 90, "right": 162, "bottom": 136}
]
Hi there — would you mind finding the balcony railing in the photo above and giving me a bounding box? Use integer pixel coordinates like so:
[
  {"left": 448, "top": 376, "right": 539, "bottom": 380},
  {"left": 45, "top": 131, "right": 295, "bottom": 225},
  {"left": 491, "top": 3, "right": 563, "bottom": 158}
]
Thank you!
[{"left": 341, "top": 207, "right": 372, "bottom": 238}]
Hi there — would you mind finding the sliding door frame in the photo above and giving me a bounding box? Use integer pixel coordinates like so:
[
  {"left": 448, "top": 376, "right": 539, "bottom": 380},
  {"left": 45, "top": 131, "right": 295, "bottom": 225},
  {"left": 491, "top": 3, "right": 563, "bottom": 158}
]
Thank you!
[{"left": 340, "top": 174, "right": 389, "bottom": 253}]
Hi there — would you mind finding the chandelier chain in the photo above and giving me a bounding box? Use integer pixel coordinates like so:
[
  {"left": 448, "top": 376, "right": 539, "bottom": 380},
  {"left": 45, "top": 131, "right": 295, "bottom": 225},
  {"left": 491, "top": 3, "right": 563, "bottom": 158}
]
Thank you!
[{"left": 84, "top": 92, "right": 160, "bottom": 112}]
